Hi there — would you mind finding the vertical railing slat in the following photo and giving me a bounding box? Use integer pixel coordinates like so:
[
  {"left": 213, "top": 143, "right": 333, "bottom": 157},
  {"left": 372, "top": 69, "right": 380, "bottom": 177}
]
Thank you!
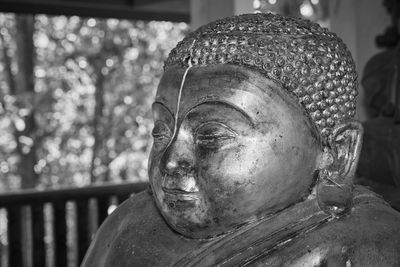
[
  {"left": 76, "top": 200, "right": 90, "bottom": 264},
  {"left": 0, "top": 182, "right": 146, "bottom": 266},
  {"left": 7, "top": 206, "right": 23, "bottom": 267},
  {"left": 54, "top": 201, "right": 67, "bottom": 267},
  {"left": 31, "top": 204, "right": 45, "bottom": 267}
]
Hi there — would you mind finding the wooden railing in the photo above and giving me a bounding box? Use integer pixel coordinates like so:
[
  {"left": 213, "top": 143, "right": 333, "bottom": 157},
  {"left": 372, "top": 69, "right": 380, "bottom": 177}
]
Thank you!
[{"left": 0, "top": 182, "right": 148, "bottom": 267}]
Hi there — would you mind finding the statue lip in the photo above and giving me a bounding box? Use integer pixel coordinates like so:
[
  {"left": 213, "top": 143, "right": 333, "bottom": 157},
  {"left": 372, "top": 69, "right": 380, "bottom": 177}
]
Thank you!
[
  {"left": 161, "top": 176, "right": 200, "bottom": 196},
  {"left": 162, "top": 187, "right": 199, "bottom": 194},
  {"left": 162, "top": 187, "right": 199, "bottom": 196}
]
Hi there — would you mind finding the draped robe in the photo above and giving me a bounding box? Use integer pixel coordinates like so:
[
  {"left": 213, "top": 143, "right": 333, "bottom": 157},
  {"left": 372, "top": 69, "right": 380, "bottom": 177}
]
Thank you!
[{"left": 82, "top": 186, "right": 400, "bottom": 266}]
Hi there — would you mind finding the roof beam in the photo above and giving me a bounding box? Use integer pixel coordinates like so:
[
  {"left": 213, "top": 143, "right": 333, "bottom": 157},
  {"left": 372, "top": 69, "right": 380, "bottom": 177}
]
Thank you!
[{"left": 0, "top": 0, "right": 190, "bottom": 22}]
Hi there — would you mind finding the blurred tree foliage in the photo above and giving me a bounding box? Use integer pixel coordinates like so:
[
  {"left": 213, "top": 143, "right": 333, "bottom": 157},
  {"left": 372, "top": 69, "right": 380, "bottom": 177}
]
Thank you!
[{"left": 0, "top": 13, "right": 188, "bottom": 191}]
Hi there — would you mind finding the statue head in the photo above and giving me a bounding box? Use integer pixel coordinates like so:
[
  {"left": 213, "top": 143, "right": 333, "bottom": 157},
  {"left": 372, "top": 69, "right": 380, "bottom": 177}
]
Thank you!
[{"left": 148, "top": 13, "right": 363, "bottom": 239}]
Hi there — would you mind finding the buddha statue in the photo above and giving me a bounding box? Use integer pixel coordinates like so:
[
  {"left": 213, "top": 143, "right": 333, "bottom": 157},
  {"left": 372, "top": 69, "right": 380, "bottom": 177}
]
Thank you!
[{"left": 82, "top": 13, "right": 400, "bottom": 266}]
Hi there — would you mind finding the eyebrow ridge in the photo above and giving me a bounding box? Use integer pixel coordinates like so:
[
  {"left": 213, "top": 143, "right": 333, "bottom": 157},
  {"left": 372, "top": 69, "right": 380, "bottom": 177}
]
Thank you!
[
  {"left": 186, "top": 100, "right": 255, "bottom": 127},
  {"left": 152, "top": 101, "right": 174, "bottom": 117}
]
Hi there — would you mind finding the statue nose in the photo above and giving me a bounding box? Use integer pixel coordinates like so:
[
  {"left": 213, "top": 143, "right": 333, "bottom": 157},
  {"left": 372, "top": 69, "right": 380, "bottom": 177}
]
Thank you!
[
  {"left": 164, "top": 160, "right": 191, "bottom": 174},
  {"left": 160, "top": 133, "right": 194, "bottom": 176}
]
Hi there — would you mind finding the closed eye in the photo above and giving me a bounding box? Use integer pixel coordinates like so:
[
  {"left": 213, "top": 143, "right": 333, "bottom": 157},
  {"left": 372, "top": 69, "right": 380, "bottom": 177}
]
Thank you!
[
  {"left": 195, "top": 122, "right": 237, "bottom": 148},
  {"left": 152, "top": 121, "right": 172, "bottom": 148}
]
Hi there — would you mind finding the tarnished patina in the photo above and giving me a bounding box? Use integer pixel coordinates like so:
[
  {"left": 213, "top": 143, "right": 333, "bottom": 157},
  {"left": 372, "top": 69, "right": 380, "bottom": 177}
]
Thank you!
[{"left": 82, "top": 13, "right": 400, "bottom": 266}]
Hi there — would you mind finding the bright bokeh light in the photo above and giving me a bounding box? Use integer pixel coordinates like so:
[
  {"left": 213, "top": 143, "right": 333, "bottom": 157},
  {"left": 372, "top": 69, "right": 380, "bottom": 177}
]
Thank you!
[
  {"left": 300, "top": 1, "right": 314, "bottom": 17},
  {"left": 87, "top": 18, "right": 96, "bottom": 27}
]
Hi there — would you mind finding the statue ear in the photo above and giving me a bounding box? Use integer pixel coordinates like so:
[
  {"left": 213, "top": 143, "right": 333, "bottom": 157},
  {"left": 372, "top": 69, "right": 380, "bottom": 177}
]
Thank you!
[
  {"left": 317, "top": 121, "right": 363, "bottom": 216},
  {"left": 328, "top": 121, "right": 364, "bottom": 181}
]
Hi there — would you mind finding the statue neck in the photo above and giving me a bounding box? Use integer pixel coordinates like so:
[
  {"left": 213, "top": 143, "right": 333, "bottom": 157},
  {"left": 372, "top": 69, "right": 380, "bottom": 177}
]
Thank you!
[{"left": 174, "top": 185, "right": 386, "bottom": 267}]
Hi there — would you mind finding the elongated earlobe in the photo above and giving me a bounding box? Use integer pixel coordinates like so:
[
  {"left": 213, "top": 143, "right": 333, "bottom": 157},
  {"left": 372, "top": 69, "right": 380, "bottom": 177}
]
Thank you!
[{"left": 316, "top": 121, "right": 363, "bottom": 216}]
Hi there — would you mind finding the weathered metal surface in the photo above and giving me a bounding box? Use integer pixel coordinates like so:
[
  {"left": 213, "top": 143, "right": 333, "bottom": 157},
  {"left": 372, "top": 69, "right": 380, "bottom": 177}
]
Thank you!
[{"left": 83, "top": 13, "right": 400, "bottom": 266}]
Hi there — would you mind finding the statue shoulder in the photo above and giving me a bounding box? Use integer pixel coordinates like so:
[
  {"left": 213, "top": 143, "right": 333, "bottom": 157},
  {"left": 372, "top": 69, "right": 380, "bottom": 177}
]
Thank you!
[
  {"left": 81, "top": 190, "right": 161, "bottom": 266},
  {"left": 82, "top": 190, "right": 206, "bottom": 267},
  {"left": 343, "top": 187, "right": 400, "bottom": 265},
  {"left": 279, "top": 186, "right": 400, "bottom": 266}
]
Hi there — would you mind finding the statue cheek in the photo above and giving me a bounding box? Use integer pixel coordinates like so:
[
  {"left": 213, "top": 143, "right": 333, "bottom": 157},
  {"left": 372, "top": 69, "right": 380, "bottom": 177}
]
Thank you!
[
  {"left": 196, "top": 153, "right": 234, "bottom": 189},
  {"left": 148, "top": 149, "right": 163, "bottom": 180},
  {"left": 148, "top": 149, "right": 156, "bottom": 176}
]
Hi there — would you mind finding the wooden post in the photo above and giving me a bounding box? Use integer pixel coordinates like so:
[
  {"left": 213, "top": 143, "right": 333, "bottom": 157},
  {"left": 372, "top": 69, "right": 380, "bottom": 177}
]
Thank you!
[{"left": 190, "top": 0, "right": 254, "bottom": 30}]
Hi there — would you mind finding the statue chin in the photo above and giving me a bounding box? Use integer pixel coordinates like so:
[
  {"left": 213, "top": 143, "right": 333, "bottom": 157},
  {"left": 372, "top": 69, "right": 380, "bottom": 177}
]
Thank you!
[{"left": 82, "top": 13, "right": 400, "bottom": 267}]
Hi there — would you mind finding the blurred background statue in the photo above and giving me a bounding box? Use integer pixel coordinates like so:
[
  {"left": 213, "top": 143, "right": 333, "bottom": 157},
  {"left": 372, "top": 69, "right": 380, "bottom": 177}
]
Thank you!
[{"left": 357, "top": 0, "right": 400, "bottom": 209}]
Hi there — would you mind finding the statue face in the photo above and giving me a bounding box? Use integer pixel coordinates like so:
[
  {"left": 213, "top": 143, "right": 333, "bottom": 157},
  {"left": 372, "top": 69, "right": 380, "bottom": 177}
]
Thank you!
[{"left": 149, "top": 65, "right": 322, "bottom": 238}]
